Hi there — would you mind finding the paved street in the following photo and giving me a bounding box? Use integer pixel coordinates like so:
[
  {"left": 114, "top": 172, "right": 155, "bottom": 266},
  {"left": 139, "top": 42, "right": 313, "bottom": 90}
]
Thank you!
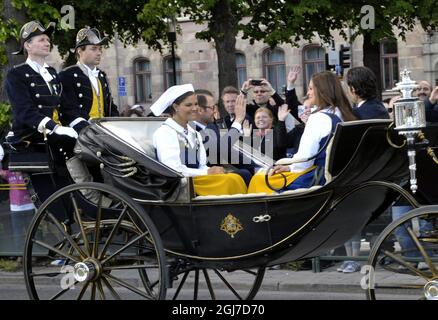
[{"left": 0, "top": 266, "right": 422, "bottom": 300}]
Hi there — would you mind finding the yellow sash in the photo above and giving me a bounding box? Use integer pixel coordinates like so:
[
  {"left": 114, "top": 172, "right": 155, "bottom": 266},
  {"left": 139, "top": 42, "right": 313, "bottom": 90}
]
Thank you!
[{"left": 248, "top": 165, "right": 316, "bottom": 194}]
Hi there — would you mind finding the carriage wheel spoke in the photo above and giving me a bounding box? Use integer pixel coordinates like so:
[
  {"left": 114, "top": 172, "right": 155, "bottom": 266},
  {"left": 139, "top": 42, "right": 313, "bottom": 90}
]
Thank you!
[
  {"left": 242, "top": 269, "right": 257, "bottom": 276},
  {"left": 92, "top": 194, "right": 103, "bottom": 259},
  {"left": 213, "top": 269, "right": 242, "bottom": 300},
  {"left": 104, "top": 264, "right": 158, "bottom": 271},
  {"left": 406, "top": 227, "right": 438, "bottom": 277},
  {"left": 103, "top": 273, "right": 155, "bottom": 300},
  {"left": 90, "top": 282, "right": 96, "bottom": 300},
  {"left": 202, "top": 269, "right": 216, "bottom": 300},
  {"left": 96, "top": 280, "right": 106, "bottom": 300},
  {"left": 193, "top": 269, "right": 199, "bottom": 300},
  {"left": 47, "top": 212, "right": 87, "bottom": 260},
  {"left": 98, "top": 205, "right": 128, "bottom": 260},
  {"left": 101, "top": 276, "right": 121, "bottom": 300},
  {"left": 50, "top": 281, "right": 78, "bottom": 300},
  {"left": 30, "top": 271, "right": 63, "bottom": 278},
  {"left": 172, "top": 271, "right": 190, "bottom": 300},
  {"left": 70, "top": 193, "right": 91, "bottom": 256},
  {"left": 76, "top": 281, "right": 90, "bottom": 300},
  {"left": 101, "top": 231, "right": 149, "bottom": 265},
  {"left": 33, "top": 239, "right": 79, "bottom": 263},
  {"left": 383, "top": 250, "right": 430, "bottom": 280}
]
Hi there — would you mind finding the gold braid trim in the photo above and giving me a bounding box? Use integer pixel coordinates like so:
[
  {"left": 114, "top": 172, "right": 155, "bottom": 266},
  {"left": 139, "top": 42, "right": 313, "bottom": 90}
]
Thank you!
[
  {"left": 386, "top": 122, "right": 406, "bottom": 149},
  {"left": 418, "top": 132, "right": 438, "bottom": 165}
]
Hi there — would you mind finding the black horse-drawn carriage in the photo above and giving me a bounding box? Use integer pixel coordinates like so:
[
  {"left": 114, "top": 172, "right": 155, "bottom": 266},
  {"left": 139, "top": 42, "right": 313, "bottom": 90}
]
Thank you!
[{"left": 10, "top": 111, "right": 438, "bottom": 300}]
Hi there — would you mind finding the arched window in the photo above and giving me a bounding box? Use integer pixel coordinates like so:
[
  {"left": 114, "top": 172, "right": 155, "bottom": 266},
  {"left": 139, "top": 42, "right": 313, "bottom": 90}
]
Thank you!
[
  {"left": 164, "top": 56, "right": 182, "bottom": 89},
  {"left": 263, "top": 48, "right": 286, "bottom": 92},
  {"left": 303, "top": 45, "right": 325, "bottom": 93},
  {"left": 381, "top": 40, "right": 399, "bottom": 90},
  {"left": 134, "top": 58, "right": 152, "bottom": 103},
  {"left": 236, "top": 52, "right": 247, "bottom": 89}
]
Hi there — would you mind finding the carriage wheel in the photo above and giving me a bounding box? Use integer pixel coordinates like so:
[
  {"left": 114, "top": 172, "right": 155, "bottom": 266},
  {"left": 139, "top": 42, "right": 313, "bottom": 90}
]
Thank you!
[
  {"left": 168, "top": 264, "right": 265, "bottom": 300},
  {"left": 367, "top": 206, "right": 438, "bottom": 300},
  {"left": 23, "top": 182, "right": 167, "bottom": 300}
]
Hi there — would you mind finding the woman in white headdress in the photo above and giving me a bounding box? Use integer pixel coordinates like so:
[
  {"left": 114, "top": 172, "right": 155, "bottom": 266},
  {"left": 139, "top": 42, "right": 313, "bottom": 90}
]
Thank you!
[{"left": 152, "top": 84, "right": 247, "bottom": 196}]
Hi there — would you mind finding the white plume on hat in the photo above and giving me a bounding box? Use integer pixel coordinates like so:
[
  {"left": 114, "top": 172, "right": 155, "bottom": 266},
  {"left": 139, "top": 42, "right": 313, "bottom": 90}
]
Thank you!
[{"left": 150, "top": 84, "right": 194, "bottom": 116}]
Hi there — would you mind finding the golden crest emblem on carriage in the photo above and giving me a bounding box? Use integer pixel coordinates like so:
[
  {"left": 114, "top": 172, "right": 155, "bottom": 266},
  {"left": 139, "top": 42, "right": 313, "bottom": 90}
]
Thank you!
[{"left": 220, "top": 213, "right": 243, "bottom": 238}]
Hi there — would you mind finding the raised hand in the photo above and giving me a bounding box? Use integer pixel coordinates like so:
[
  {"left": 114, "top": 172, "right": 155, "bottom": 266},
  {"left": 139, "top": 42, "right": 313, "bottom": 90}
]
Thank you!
[
  {"left": 287, "top": 65, "right": 301, "bottom": 86},
  {"left": 234, "top": 93, "right": 247, "bottom": 123},
  {"left": 260, "top": 78, "right": 275, "bottom": 94},
  {"left": 278, "top": 104, "right": 290, "bottom": 121},
  {"left": 243, "top": 119, "right": 252, "bottom": 137},
  {"left": 429, "top": 86, "right": 438, "bottom": 104}
]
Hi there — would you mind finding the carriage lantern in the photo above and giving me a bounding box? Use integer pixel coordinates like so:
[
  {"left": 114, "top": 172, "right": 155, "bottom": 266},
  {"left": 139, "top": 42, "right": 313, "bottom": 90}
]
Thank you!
[{"left": 393, "top": 68, "right": 427, "bottom": 193}]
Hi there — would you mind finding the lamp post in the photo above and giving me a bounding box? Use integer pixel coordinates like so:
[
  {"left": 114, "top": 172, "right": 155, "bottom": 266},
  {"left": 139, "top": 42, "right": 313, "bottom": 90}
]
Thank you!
[{"left": 167, "top": 16, "right": 177, "bottom": 86}]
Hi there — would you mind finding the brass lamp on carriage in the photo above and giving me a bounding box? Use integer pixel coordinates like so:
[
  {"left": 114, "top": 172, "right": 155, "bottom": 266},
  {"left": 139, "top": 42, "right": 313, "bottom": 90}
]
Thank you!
[{"left": 392, "top": 68, "right": 427, "bottom": 193}]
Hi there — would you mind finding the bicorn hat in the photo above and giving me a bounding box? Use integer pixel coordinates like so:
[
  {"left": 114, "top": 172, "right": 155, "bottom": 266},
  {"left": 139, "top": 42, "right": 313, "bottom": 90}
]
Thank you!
[
  {"left": 75, "top": 27, "right": 108, "bottom": 50},
  {"left": 13, "top": 20, "right": 55, "bottom": 55}
]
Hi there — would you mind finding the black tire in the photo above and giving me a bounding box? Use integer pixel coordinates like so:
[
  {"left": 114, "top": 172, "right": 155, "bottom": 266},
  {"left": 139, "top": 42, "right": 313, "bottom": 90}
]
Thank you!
[
  {"left": 23, "top": 182, "right": 167, "bottom": 300},
  {"left": 366, "top": 205, "right": 438, "bottom": 300}
]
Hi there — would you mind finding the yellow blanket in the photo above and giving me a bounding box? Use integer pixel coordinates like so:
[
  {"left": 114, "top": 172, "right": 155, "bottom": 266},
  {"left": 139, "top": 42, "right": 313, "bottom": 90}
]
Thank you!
[
  {"left": 248, "top": 166, "right": 316, "bottom": 194},
  {"left": 193, "top": 173, "right": 247, "bottom": 196}
]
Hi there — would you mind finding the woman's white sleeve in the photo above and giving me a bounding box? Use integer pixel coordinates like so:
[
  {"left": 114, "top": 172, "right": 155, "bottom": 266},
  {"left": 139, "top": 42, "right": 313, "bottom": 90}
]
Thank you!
[
  {"left": 153, "top": 128, "right": 208, "bottom": 177},
  {"left": 289, "top": 113, "right": 332, "bottom": 172}
]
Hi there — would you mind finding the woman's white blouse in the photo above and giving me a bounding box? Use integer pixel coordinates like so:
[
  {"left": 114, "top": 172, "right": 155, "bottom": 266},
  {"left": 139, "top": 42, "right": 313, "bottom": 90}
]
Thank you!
[
  {"left": 153, "top": 118, "right": 209, "bottom": 177},
  {"left": 289, "top": 108, "right": 343, "bottom": 172}
]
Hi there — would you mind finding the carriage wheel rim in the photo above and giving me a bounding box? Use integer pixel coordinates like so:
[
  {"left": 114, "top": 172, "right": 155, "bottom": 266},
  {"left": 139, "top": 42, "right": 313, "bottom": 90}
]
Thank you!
[
  {"left": 24, "top": 182, "right": 167, "bottom": 300},
  {"left": 366, "top": 206, "right": 438, "bottom": 300}
]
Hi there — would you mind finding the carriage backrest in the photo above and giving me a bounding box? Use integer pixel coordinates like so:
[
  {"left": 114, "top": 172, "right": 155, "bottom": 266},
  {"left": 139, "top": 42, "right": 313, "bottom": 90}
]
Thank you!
[
  {"left": 98, "top": 118, "right": 163, "bottom": 159},
  {"left": 326, "top": 119, "right": 392, "bottom": 179}
]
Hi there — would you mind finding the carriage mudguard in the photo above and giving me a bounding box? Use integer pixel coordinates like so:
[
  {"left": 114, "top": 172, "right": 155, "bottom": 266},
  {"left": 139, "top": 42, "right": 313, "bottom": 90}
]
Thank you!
[{"left": 75, "top": 124, "right": 181, "bottom": 201}]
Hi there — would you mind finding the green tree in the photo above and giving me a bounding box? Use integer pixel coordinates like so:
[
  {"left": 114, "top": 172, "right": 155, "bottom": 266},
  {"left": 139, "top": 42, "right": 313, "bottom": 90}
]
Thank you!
[{"left": 242, "top": 0, "right": 438, "bottom": 93}]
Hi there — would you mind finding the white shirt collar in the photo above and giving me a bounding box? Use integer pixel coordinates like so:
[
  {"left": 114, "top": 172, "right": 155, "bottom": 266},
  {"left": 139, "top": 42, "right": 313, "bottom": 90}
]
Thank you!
[
  {"left": 357, "top": 100, "right": 366, "bottom": 108},
  {"left": 82, "top": 63, "right": 99, "bottom": 77},
  {"left": 164, "top": 118, "right": 196, "bottom": 135},
  {"left": 193, "top": 121, "right": 207, "bottom": 131},
  {"left": 26, "top": 58, "right": 49, "bottom": 73}
]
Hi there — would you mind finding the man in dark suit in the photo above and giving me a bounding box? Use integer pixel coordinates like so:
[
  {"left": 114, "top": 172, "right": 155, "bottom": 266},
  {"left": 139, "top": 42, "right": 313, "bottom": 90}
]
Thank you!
[
  {"left": 6, "top": 21, "right": 78, "bottom": 146},
  {"left": 5, "top": 20, "right": 78, "bottom": 207},
  {"left": 59, "top": 27, "right": 119, "bottom": 134},
  {"left": 217, "top": 86, "right": 253, "bottom": 130},
  {"left": 194, "top": 90, "right": 253, "bottom": 184},
  {"left": 346, "top": 66, "right": 389, "bottom": 120}
]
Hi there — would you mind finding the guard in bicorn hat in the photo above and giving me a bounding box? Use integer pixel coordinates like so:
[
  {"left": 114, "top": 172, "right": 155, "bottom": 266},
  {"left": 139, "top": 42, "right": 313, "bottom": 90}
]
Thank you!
[
  {"left": 5, "top": 20, "right": 79, "bottom": 205},
  {"left": 58, "top": 27, "right": 119, "bottom": 134},
  {"left": 5, "top": 20, "right": 78, "bottom": 148}
]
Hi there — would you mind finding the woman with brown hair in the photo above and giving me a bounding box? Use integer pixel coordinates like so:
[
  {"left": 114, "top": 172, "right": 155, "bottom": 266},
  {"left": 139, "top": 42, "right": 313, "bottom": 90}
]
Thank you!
[{"left": 248, "top": 71, "right": 356, "bottom": 193}]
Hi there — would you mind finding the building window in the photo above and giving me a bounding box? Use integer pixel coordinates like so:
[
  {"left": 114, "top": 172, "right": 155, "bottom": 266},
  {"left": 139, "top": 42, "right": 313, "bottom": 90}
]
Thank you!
[
  {"left": 381, "top": 40, "right": 399, "bottom": 90},
  {"left": 134, "top": 58, "right": 152, "bottom": 103},
  {"left": 263, "top": 48, "right": 286, "bottom": 93},
  {"left": 236, "top": 52, "right": 247, "bottom": 89},
  {"left": 164, "top": 56, "right": 182, "bottom": 89},
  {"left": 303, "top": 45, "right": 325, "bottom": 93}
]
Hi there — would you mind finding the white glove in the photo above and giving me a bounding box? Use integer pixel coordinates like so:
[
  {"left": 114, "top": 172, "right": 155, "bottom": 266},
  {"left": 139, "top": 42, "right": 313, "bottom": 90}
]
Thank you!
[{"left": 53, "top": 126, "right": 79, "bottom": 139}]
